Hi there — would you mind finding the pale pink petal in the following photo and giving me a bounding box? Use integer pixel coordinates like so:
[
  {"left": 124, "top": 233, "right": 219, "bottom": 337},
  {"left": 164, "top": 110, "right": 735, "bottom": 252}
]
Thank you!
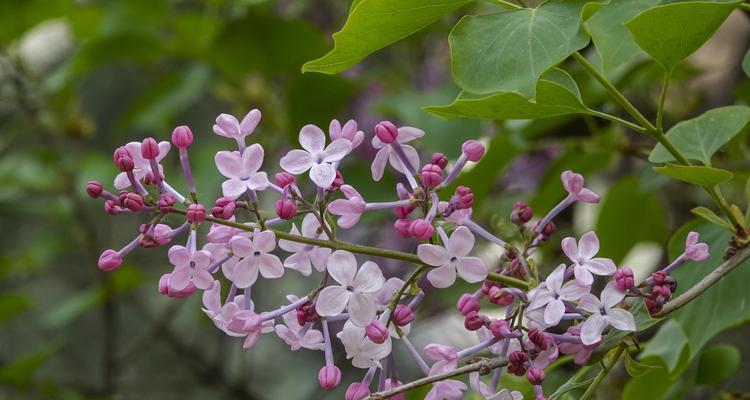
[
  {"left": 202, "top": 281, "right": 221, "bottom": 312},
  {"left": 387, "top": 145, "right": 420, "bottom": 173},
  {"left": 232, "top": 258, "right": 259, "bottom": 288},
  {"left": 326, "top": 250, "right": 357, "bottom": 286},
  {"left": 575, "top": 188, "right": 600, "bottom": 203},
  {"left": 222, "top": 179, "right": 247, "bottom": 199},
  {"left": 578, "top": 231, "right": 600, "bottom": 259},
  {"left": 239, "top": 109, "right": 261, "bottom": 135},
  {"left": 340, "top": 184, "right": 361, "bottom": 200},
  {"left": 193, "top": 269, "right": 215, "bottom": 290},
  {"left": 456, "top": 257, "right": 487, "bottom": 283},
  {"left": 168, "top": 266, "right": 191, "bottom": 290},
  {"left": 283, "top": 252, "right": 313, "bottom": 276},
  {"left": 370, "top": 148, "right": 390, "bottom": 181},
  {"left": 215, "top": 151, "right": 243, "bottom": 179},
  {"left": 241, "top": 143, "right": 264, "bottom": 174},
  {"left": 315, "top": 286, "right": 350, "bottom": 317},
  {"left": 192, "top": 250, "right": 212, "bottom": 269},
  {"left": 258, "top": 254, "right": 284, "bottom": 279},
  {"left": 299, "top": 124, "right": 326, "bottom": 153},
  {"left": 168, "top": 245, "right": 190, "bottom": 266},
  {"left": 685, "top": 231, "right": 699, "bottom": 247},
  {"left": 242, "top": 330, "right": 262, "bottom": 349},
  {"left": 253, "top": 231, "right": 276, "bottom": 253},
  {"left": 229, "top": 236, "right": 254, "bottom": 258},
  {"left": 349, "top": 292, "right": 377, "bottom": 327},
  {"left": 300, "top": 214, "right": 322, "bottom": 238},
  {"left": 424, "top": 344, "right": 457, "bottom": 362},
  {"left": 577, "top": 293, "right": 601, "bottom": 314},
  {"left": 396, "top": 127, "right": 425, "bottom": 143},
  {"left": 246, "top": 172, "right": 269, "bottom": 191},
  {"left": 580, "top": 315, "right": 607, "bottom": 345},
  {"left": 559, "top": 280, "right": 590, "bottom": 301},
  {"left": 427, "top": 265, "right": 457, "bottom": 288},
  {"left": 573, "top": 264, "right": 594, "bottom": 286},
  {"left": 114, "top": 172, "right": 131, "bottom": 190},
  {"left": 601, "top": 281, "right": 625, "bottom": 308},
  {"left": 328, "top": 119, "right": 342, "bottom": 139},
  {"left": 561, "top": 170, "right": 583, "bottom": 194},
  {"left": 417, "top": 245, "right": 451, "bottom": 267},
  {"left": 321, "top": 139, "right": 352, "bottom": 162},
  {"left": 280, "top": 149, "right": 313, "bottom": 174},
  {"left": 584, "top": 258, "right": 616, "bottom": 276},
  {"left": 215, "top": 113, "right": 241, "bottom": 137},
  {"left": 309, "top": 162, "right": 336, "bottom": 188},
  {"left": 353, "top": 261, "right": 385, "bottom": 293},
  {"left": 446, "top": 226, "right": 475, "bottom": 257},
  {"left": 546, "top": 264, "right": 566, "bottom": 293},
  {"left": 544, "top": 299, "right": 566, "bottom": 325},
  {"left": 605, "top": 308, "right": 636, "bottom": 331},
  {"left": 527, "top": 289, "right": 553, "bottom": 311},
  {"left": 561, "top": 237, "right": 578, "bottom": 261}
]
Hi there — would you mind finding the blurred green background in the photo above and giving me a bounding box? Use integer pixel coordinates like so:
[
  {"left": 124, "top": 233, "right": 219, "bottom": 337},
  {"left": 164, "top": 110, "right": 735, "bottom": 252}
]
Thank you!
[{"left": 1, "top": 1, "right": 750, "bottom": 399}]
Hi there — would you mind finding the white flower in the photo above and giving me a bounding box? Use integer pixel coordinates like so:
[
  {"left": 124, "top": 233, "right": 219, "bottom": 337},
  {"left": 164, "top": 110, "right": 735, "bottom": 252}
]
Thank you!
[
  {"left": 228, "top": 231, "right": 284, "bottom": 288},
  {"left": 337, "top": 320, "right": 392, "bottom": 369},
  {"left": 279, "top": 124, "right": 352, "bottom": 188},
  {"left": 278, "top": 214, "right": 332, "bottom": 276},
  {"left": 418, "top": 226, "right": 487, "bottom": 288},
  {"left": 579, "top": 282, "right": 636, "bottom": 345},
  {"left": 561, "top": 231, "right": 616, "bottom": 285},
  {"left": 527, "top": 264, "right": 590, "bottom": 326},
  {"left": 214, "top": 144, "right": 269, "bottom": 199}
]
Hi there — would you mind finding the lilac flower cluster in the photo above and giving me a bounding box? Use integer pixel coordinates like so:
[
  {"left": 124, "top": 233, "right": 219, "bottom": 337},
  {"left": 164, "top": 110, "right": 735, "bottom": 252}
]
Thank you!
[{"left": 87, "top": 109, "right": 710, "bottom": 400}]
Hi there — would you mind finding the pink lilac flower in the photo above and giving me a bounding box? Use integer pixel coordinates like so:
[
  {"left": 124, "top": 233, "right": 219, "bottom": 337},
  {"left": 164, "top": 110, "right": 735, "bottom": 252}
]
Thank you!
[
  {"left": 371, "top": 125, "right": 424, "bottom": 181},
  {"left": 275, "top": 296, "right": 325, "bottom": 351},
  {"left": 228, "top": 231, "right": 284, "bottom": 288},
  {"left": 278, "top": 214, "right": 332, "bottom": 276},
  {"left": 329, "top": 119, "right": 364, "bottom": 149},
  {"left": 561, "top": 170, "right": 600, "bottom": 203},
  {"left": 167, "top": 245, "right": 214, "bottom": 290},
  {"left": 578, "top": 282, "right": 636, "bottom": 345},
  {"left": 470, "top": 372, "right": 523, "bottom": 400},
  {"left": 684, "top": 231, "right": 709, "bottom": 261},
  {"left": 423, "top": 344, "right": 467, "bottom": 400},
  {"left": 113, "top": 141, "right": 171, "bottom": 190},
  {"left": 213, "top": 109, "right": 261, "bottom": 141},
  {"left": 527, "top": 264, "right": 590, "bottom": 325},
  {"left": 315, "top": 251, "right": 385, "bottom": 326},
  {"left": 280, "top": 124, "right": 352, "bottom": 188},
  {"left": 227, "top": 310, "right": 275, "bottom": 349},
  {"left": 202, "top": 281, "right": 254, "bottom": 336},
  {"left": 214, "top": 144, "right": 270, "bottom": 199},
  {"left": 328, "top": 185, "right": 366, "bottom": 228},
  {"left": 558, "top": 326, "right": 598, "bottom": 365},
  {"left": 561, "top": 231, "right": 616, "bottom": 285},
  {"left": 337, "top": 321, "right": 392, "bottom": 368},
  {"left": 418, "top": 226, "right": 488, "bottom": 288}
]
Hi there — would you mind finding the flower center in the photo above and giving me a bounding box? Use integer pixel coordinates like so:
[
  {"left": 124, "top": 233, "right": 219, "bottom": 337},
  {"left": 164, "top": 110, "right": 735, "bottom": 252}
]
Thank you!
[
  {"left": 190, "top": 261, "right": 196, "bottom": 269},
  {"left": 599, "top": 307, "right": 606, "bottom": 315},
  {"left": 450, "top": 256, "right": 458, "bottom": 264},
  {"left": 254, "top": 251, "right": 261, "bottom": 257},
  {"left": 346, "top": 285, "right": 354, "bottom": 292}
]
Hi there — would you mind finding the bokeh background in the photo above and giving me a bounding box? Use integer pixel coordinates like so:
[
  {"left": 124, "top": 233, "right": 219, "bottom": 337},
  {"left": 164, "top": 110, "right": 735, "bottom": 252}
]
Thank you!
[{"left": 1, "top": 1, "right": 750, "bottom": 399}]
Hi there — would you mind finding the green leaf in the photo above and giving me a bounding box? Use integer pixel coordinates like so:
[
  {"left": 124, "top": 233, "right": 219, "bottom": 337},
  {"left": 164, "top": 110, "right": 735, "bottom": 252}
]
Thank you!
[
  {"left": 743, "top": 47, "right": 750, "bottom": 78},
  {"left": 302, "top": 0, "right": 472, "bottom": 74},
  {"left": 0, "top": 345, "right": 60, "bottom": 388},
  {"left": 640, "top": 319, "right": 691, "bottom": 376},
  {"left": 595, "top": 176, "right": 667, "bottom": 263},
  {"left": 695, "top": 345, "right": 741, "bottom": 385},
  {"left": 0, "top": 293, "right": 31, "bottom": 325},
  {"left": 548, "top": 375, "right": 596, "bottom": 400},
  {"left": 425, "top": 69, "right": 590, "bottom": 120},
  {"left": 625, "top": 352, "right": 659, "bottom": 377},
  {"left": 624, "top": 1, "right": 741, "bottom": 72},
  {"left": 691, "top": 206, "right": 733, "bottom": 231},
  {"left": 622, "top": 361, "right": 674, "bottom": 400},
  {"left": 649, "top": 105, "right": 750, "bottom": 165},
  {"left": 653, "top": 163, "right": 733, "bottom": 186},
  {"left": 449, "top": 0, "right": 590, "bottom": 97}
]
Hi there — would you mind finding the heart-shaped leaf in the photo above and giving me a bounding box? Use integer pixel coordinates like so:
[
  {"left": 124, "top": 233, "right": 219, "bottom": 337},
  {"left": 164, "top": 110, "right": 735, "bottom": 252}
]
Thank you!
[{"left": 653, "top": 164, "right": 733, "bottom": 186}]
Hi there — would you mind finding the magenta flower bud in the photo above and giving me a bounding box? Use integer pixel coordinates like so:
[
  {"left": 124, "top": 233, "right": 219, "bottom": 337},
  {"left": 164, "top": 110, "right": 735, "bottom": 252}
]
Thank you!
[
  {"left": 482, "top": 281, "right": 500, "bottom": 295},
  {"left": 141, "top": 137, "right": 160, "bottom": 160},
  {"left": 275, "top": 198, "right": 297, "bottom": 220},
  {"left": 104, "top": 200, "right": 119, "bottom": 215},
  {"left": 461, "top": 140, "right": 485, "bottom": 162},
  {"left": 455, "top": 186, "right": 474, "bottom": 209},
  {"left": 159, "top": 274, "right": 196, "bottom": 298},
  {"left": 211, "top": 197, "right": 236, "bottom": 219},
  {"left": 614, "top": 267, "right": 635, "bottom": 292},
  {"left": 394, "top": 203, "right": 416, "bottom": 219},
  {"left": 98, "top": 249, "right": 122, "bottom": 272},
  {"left": 332, "top": 170, "right": 345, "bottom": 189},
  {"left": 431, "top": 152, "right": 448, "bottom": 169},
  {"left": 489, "top": 319, "right": 512, "bottom": 338},
  {"left": 394, "top": 219, "right": 412, "bottom": 238},
  {"left": 488, "top": 286, "right": 514, "bottom": 306},
  {"left": 296, "top": 300, "right": 319, "bottom": 326},
  {"left": 540, "top": 221, "right": 557, "bottom": 237},
  {"left": 421, "top": 164, "right": 442, "bottom": 188},
  {"left": 393, "top": 304, "right": 415, "bottom": 326},
  {"left": 508, "top": 351, "right": 528, "bottom": 376},
  {"left": 318, "top": 365, "right": 342, "bottom": 390},
  {"left": 528, "top": 328, "right": 550, "bottom": 350},
  {"left": 345, "top": 382, "right": 370, "bottom": 400},
  {"left": 86, "top": 180, "right": 104, "bottom": 198},
  {"left": 113, "top": 147, "right": 135, "bottom": 172},
  {"left": 158, "top": 193, "right": 176, "bottom": 213},
  {"left": 409, "top": 219, "right": 434, "bottom": 241},
  {"left": 375, "top": 121, "right": 399, "bottom": 144},
  {"left": 365, "top": 320, "right": 389, "bottom": 344},
  {"left": 121, "top": 192, "right": 145, "bottom": 212},
  {"left": 526, "top": 367, "right": 545, "bottom": 385},
  {"left": 652, "top": 284, "right": 672, "bottom": 300},
  {"left": 186, "top": 203, "right": 206, "bottom": 223},
  {"left": 645, "top": 297, "right": 664, "bottom": 315},
  {"left": 171, "top": 125, "right": 194, "bottom": 148},
  {"left": 464, "top": 311, "right": 486, "bottom": 331},
  {"left": 275, "top": 172, "right": 296, "bottom": 188},
  {"left": 457, "top": 293, "right": 480, "bottom": 316},
  {"left": 511, "top": 201, "right": 533, "bottom": 224}
]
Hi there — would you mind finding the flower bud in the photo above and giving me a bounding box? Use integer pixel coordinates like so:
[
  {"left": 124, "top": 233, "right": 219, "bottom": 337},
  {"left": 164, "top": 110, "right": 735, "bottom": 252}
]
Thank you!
[
  {"left": 275, "top": 172, "right": 296, "bottom": 188},
  {"left": 275, "top": 198, "right": 297, "bottom": 220},
  {"left": 645, "top": 297, "right": 664, "bottom": 315},
  {"left": 455, "top": 186, "right": 473, "bottom": 209},
  {"left": 141, "top": 137, "right": 160, "bottom": 160},
  {"left": 120, "top": 192, "right": 145, "bottom": 212},
  {"left": 394, "top": 219, "right": 412, "bottom": 238},
  {"left": 457, "top": 293, "right": 480, "bottom": 316},
  {"left": 462, "top": 140, "right": 485, "bottom": 162},
  {"left": 511, "top": 201, "right": 533, "bottom": 225},
  {"left": 318, "top": 365, "right": 342, "bottom": 390},
  {"left": 508, "top": 351, "right": 528, "bottom": 376},
  {"left": 210, "top": 197, "right": 235, "bottom": 219},
  {"left": 652, "top": 284, "right": 672, "bottom": 301},
  {"left": 489, "top": 319, "right": 512, "bottom": 338},
  {"left": 86, "top": 180, "right": 104, "bottom": 198},
  {"left": 464, "top": 311, "right": 487, "bottom": 331},
  {"left": 375, "top": 121, "right": 399, "bottom": 144},
  {"left": 113, "top": 147, "right": 135, "bottom": 172},
  {"left": 394, "top": 203, "right": 416, "bottom": 219},
  {"left": 332, "top": 170, "right": 345, "bottom": 189},
  {"left": 139, "top": 223, "right": 172, "bottom": 247},
  {"left": 431, "top": 152, "right": 448, "bottom": 169},
  {"left": 365, "top": 320, "right": 389, "bottom": 344},
  {"left": 421, "top": 164, "right": 442, "bottom": 188},
  {"left": 158, "top": 194, "right": 176, "bottom": 213},
  {"left": 526, "top": 367, "right": 545, "bottom": 385},
  {"left": 186, "top": 203, "right": 206, "bottom": 223},
  {"left": 409, "top": 219, "right": 434, "bottom": 241},
  {"left": 393, "top": 304, "right": 415, "bottom": 326},
  {"left": 104, "top": 200, "right": 119, "bottom": 215},
  {"left": 541, "top": 221, "right": 556, "bottom": 237},
  {"left": 171, "top": 125, "right": 194, "bottom": 148},
  {"left": 158, "top": 273, "right": 196, "bottom": 298},
  {"left": 488, "top": 286, "right": 514, "bottom": 306},
  {"left": 528, "top": 328, "right": 550, "bottom": 350},
  {"left": 614, "top": 267, "right": 635, "bottom": 292},
  {"left": 345, "top": 382, "right": 370, "bottom": 400},
  {"left": 296, "top": 300, "right": 319, "bottom": 326},
  {"left": 98, "top": 249, "right": 122, "bottom": 272}
]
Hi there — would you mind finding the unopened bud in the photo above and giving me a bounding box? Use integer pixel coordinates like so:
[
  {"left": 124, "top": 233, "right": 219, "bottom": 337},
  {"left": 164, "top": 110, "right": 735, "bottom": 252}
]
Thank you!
[
  {"left": 614, "top": 267, "right": 635, "bottom": 292},
  {"left": 158, "top": 194, "right": 176, "bottom": 213},
  {"left": 454, "top": 186, "right": 473, "bottom": 209},
  {"left": 526, "top": 367, "right": 545, "bottom": 385},
  {"left": 409, "top": 219, "right": 434, "bottom": 241},
  {"left": 431, "top": 153, "right": 448, "bottom": 169},
  {"left": 141, "top": 137, "right": 160, "bottom": 160},
  {"left": 464, "top": 311, "right": 487, "bottom": 331},
  {"left": 171, "top": 125, "right": 194, "bottom": 148},
  {"left": 457, "top": 293, "right": 480, "bottom": 315},
  {"left": 186, "top": 203, "right": 206, "bottom": 223},
  {"left": 511, "top": 201, "right": 533, "bottom": 225},
  {"left": 98, "top": 250, "right": 122, "bottom": 272},
  {"left": 275, "top": 198, "right": 297, "bottom": 220},
  {"left": 394, "top": 219, "right": 412, "bottom": 238},
  {"left": 489, "top": 319, "right": 513, "bottom": 338},
  {"left": 375, "top": 121, "right": 399, "bottom": 144},
  {"left": 318, "top": 365, "right": 342, "bottom": 390},
  {"left": 365, "top": 320, "right": 389, "bottom": 344},
  {"left": 461, "top": 140, "right": 485, "bottom": 162},
  {"left": 120, "top": 192, "right": 145, "bottom": 212},
  {"left": 86, "top": 180, "right": 104, "bottom": 198},
  {"left": 421, "top": 164, "right": 443, "bottom": 188},
  {"left": 345, "top": 382, "right": 370, "bottom": 400},
  {"left": 393, "top": 304, "right": 415, "bottom": 326}
]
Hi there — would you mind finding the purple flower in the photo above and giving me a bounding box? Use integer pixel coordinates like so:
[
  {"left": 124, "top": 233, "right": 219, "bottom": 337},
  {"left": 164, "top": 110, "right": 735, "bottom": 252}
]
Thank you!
[
  {"left": 370, "top": 125, "right": 424, "bottom": 181},
  {"left": 470, "top": 372, "right": 523, "bottom": 400},
  {"left": 280, "top": 124, "right": 352, "bottom": 188},
  {"left": 214, "top": 144, "right": 269, "bottom": 199},
  {"left": 329, "top": 119, "right": 364, "bottom": 149},
  {"left": 113, "top": 141, "right": 171, "bottom": 190},
  {"left": 418, "top": 226, "right": 487, "bottom": 288},
  {"left": 213, "top": 109, "right": 261, "bottom": 140},
  {"left": 561, "top": 170, "right": 600, "bottom": 203},
  {"left": 561, "top": 231, "right": 616, "bottom": 285},
  {"left": 167, "top": 245, "right": 214, "bottom": 290},
  {"left": 337, "top": 320, "right": 392, "bottom": 368},
  {"left": 527, "top": 264, "right": 590, "bottom": 326},
  {"left": 578, "top": 282, "right": 635, "bottom": 345},
  {"left": 423, "top": 344, "right": 467, "bottom": 400},
  {"left": 684, "top": 231, "right": 709, "bottom": 261},
  {"left": 328, "top": 185, "right": 366, "bottom": 229},
  {"left": 275, "top": 295, "right": 325, "bottom": 351},
  {"left": 278, "top": 214, "right": 332, "bottom": 276},
  {"left": 228, "top": 231, "right": 284, "bottom": 288}
]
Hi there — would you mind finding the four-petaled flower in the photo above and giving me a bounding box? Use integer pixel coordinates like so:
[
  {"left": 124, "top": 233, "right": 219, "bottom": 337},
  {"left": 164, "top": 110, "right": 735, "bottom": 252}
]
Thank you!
[
  {"left": 215, "top": 144, "right": 269, "bottom": 199},
  {"left": 328, "top": 185, "right": 366, "bottom": 229},
  {"left": 578, "top": 282, "right": 635, "bottom": 345},
  {"left": 275, "top": 296, "right": 325, "bottom": 351},
  {"left": 213, "top": 109, "right": 261, "bottom": 140},
  {"left": 229, "top": 231, "right": 284, "bottom": 288},
  {"left": 315, "top": 250, "right": 385, "bottom": 327},
  {"left": 280, "top": 124, "right": 352, "bottom": 188},
  {"left": 684, "top": 231, "right": 709, "bottom": 261},
  {"left": 371, "top": 125, "right": 424, "bottom": 181},
  {"left": 562, "top": 231, "right": 616, "bottom": 285},
  {"left": 278, "top": 214, "right": 332, "bottom": 276},
  {"left": 167, "top": 245, "right": 214, "bottom": 290},
  {"left": 329, "top": 119, "right": 364, "bottom": 149},
  {"left": 114, "top": 141, "right": 171, "bottom": 190},
  {"left": 202, "top": 281, "right": 255, "bottom": 336},
  {"left": 418, "top": 226, "right": 488, "bottom": 288},
  {"left": 337, "top": 321, "right": 392, "bottom": 369},
  {"left": 423, "top": 344, "right": 467, "bottom": 400},
  {"left": 527, "top": 264, "right": 590, "bottom": 325},
  {"left": 561, "top": 170, "right": 600, "bottom": 203}
]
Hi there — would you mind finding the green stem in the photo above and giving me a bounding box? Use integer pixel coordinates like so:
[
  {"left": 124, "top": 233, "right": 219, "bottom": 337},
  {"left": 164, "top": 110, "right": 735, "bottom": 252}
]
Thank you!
[
  {"left": 586, "top": 109, "right": 647, "bottom": 134},
  {"left": 656, "top": 70, "right": 672, "bottom": 132},
  {"left": 485, "top": 0, "right": 522, "bottom": 9},
  {"left": 579, "top": 344, "right": 626, "bottom": 400},
  {"left": 487, "top": 271, "right": 531, "bottom": 290},
  {"left": 740, "top": 3, "right": 750, "bottom": 11}
]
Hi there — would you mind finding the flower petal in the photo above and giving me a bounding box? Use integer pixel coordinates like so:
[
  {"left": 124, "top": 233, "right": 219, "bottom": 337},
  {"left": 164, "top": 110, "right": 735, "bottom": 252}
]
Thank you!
[
  {"left": 279, "top": 149, "right": 313, "bottom": 174},
  {"left": 239, "top": 109, "right": 261, "bottom": 135},
  {"left": 232, "top": 258, "right": 259, "bottom": 288},
  {"left": 168, "top": 245, "right": 190, "bottom": 267},
  {"left": 546, "top": 263, "right": 567, "bottom": 293},
  {"left": 417, "top": 244, "right": 451, "bottom": 266},
  {"left": 299, "top": 124, "right": 326, "bottom": 153},
  {"left": 578, "top": 231, "right": 600, "bottom": 259},
  {"left": 601, "top": 281, "right": 626, "bottom": 308},
  {"left": 193, "top": 269, "right": 215, "bottom": 290},
  {"left": 246, "top": 172, "right": 269, "bottom": 191},
  {"left": 215, "top": 151, "right": 242, "bottom": 179},
  {"left": 456, "top": 257, "right": 487, "bottom": 283},
  {"left": 370, "top": 148, "right": 390, "bottom": 181},
  {"left": 580, "top": 314, "right": 607, "bottom": 345},
  {"left": 561, "top": 237, "right": 578, "bottom": 261},
  {"left": 326, "top": 250, "right": 357, "bottom": 286},
  {"left": 396, "top": 127, "right": 425, "bottom": 143},
  {"left": 427, "top": 265, "right": 457, "bottom": 288},
  {"left": 573, "top": 264, "right": 594, "bottom": 286},
  {"left": 544, "top": 299, "right": 566, "bottom": 325},
  {"left": 577, "top": 293, "right": 601, "bottom": 314},
  {"left": 241, "top": 143, "right": 264, "bottom": 174},
  {"left": 229, "top": 236, "right": 254, "bottom": 258},
  {"left": 202, "top": 281, "right": 221, "bottom": 312},
  {"left": 253, "top": 230, "right": 276, "bottom": 253},
  {"left": 584, "top": 258, "right": 616, "bottom": 276},
  {"left": 258, "top": 254, "right": 284, "bottom": 279},
  {"left": 559, "top": 280, "right": 590, "bottom": 301},
  {"left": 309, "top": 162, "right": 336, "bottom": 188},
  {"left": 221, "top": 179, "right": 246, "bottom": 200},
  {"left": 321, "top": 139, "right": 352, "bottom": 162},
  {"left": 315, "top": 286, "right": 350, "bottom": 317},
  {"left": 348, "top": 292, "right": 377, "bottom": 327},
  {"left": 353, "top": 261, "right": 385, "bottom": 293},
  {"left": 446, "top": 226, "right": 475, "bottom": 257},
  {"left": 168, "top": 266, "right": 191, "bottom": 290},
  {"left": 605, "top": 308, "right": 636, "bottom": 331},
  {"left": 215, "top": 113, "right": 241, "bottom": 137}
]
